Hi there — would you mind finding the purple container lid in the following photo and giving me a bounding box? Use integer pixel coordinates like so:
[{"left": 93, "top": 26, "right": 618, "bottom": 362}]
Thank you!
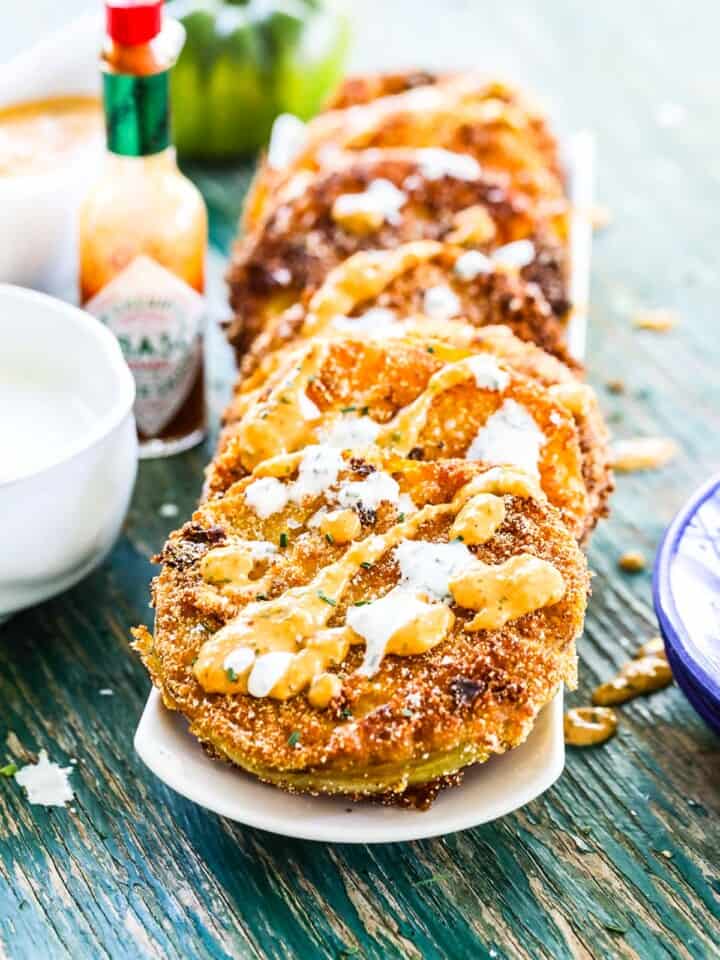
[{"left": 654, "top": 473, "right": 720, "bottom": 735}]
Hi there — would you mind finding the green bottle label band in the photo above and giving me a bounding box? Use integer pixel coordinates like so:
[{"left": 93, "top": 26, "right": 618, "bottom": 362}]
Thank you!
[{"left": 103, "top": 71, "right": 170, "bottom": 157}]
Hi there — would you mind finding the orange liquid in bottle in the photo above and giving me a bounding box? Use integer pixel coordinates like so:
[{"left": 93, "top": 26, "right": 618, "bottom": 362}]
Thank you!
[{"left": 80, "top": 2, "right": 208, "bottom": 457}]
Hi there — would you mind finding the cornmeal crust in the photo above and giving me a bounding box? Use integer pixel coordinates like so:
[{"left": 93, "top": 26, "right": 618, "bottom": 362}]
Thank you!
[
  {"left": 227, "top": 151, "right": 568, "bottom": 356},
  {"left": 210, "top": 331, "right": 607, "bottom": 541},
  {"left": 236, "top": 240, "right": 569, "bottom": 375},
  {"left": 134, "top": 457, "right": 588, "bottom": 799},
  {"left": 244, "top": 72, "right": 565, "bottom": 232}
]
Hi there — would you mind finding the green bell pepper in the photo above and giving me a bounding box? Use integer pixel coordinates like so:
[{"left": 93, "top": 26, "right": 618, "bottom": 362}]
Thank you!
[{"left": 168, "top": 0, "right": 350, "bottom": 159}]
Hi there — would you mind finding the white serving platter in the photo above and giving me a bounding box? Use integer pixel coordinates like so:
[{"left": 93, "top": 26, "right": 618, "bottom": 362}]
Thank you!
[
  {"left": 134, "top": 133, "right": 593, "bottom": 842},
  {"left": 135, "top": 686, "right": 563, "bottom": 843}
]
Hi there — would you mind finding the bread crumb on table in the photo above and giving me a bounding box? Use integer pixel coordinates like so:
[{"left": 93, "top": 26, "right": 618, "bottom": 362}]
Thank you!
[
  {"left": 632, "top": 308, "right": 678, "bottom": 332},
  {"left": 611, "top": 437, "right": 678, "bottom": 472},
  {"left": 618, "top": 550, "right": 646, "bottom": 572}
]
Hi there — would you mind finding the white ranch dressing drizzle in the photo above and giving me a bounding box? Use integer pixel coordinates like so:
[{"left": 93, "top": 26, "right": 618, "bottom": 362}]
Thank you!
[
  {"left": 289, "top": 445, "right": 345, "bottom": 502},
  {"left": 240, "top": 540, "right": 278, "bottom": 559},
  {"left": 465, "top": 354, "right": 511, "bottom": 391},
  {"left": 244, "top": 476, "right": 290, "bottom": 518},
  {"left": 248, "top": 652, "right": 296, "bottom": 697},
  {"left": 491, "top": 239, "right": 536, "bottom": 269},
  {"left": 416, "top": 147, "right": 482, "bottom": 181},
  {"left": 318, "top": 415, "right": 381, "bottom": 449},
  {"left": 347, "top": 588, "right": 436, "bottom": 677},
  {"left": 467, "top": 399, "right": 546, "bottom": 476},
  {"left": 245, "top": 446, "right": 345, "bottom": 517},
  {"left": 335, "top": 470, "right": 406, "bottom": 513},
  {"left": 454, "top": 249, "right": 493, "bottom": 280},
  {"left": 14, "top": 750, "right": 74, "bottom": 807},
  {"left": 423, "top": 284, "right": 461, "bottom": 322},
  {"left": 395, "top": 539, "right": 476, "bottom": 600},
  {"left": 333, "top": 178, "right": 407, "bottom": 225},
  {"left": 223, "top": 646, "right": 256, "bottom": 677},
  {"left": 332, "top": 307, "right": 407, "bottom": 338},
  {"left": 298, "top": 391, "right": 321, "bottom": 420}
]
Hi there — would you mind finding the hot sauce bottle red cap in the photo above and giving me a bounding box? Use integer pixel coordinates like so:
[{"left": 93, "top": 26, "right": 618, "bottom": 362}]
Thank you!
[{"left": 106, "top": 0, "right": 163, "bottom": 45}]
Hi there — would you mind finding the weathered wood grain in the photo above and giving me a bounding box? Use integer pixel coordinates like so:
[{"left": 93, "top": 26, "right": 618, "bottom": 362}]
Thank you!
[{"left": 2, "top": 1, "right": 720, "bottom": 957}]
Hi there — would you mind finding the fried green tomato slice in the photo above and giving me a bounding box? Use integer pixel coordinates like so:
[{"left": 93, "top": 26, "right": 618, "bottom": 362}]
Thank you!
[
  {"left": 226, "top": 321, "right": 612, "bottom": 540},
  {"left": 244, "top": 72, "right": 565, "bottom": 233},
  {"left": 237, "top": 241, "right": 569, "bottom": 377},
  {"left": 227, "top": 151, "right": 568, "bottom": 357},
  {"left": 207, "top": 333, "right": 596, "bottom": 540},
  {"left": 133, "top": 455, "right": 588, "bottom": 802},
  {"left": 325, "top": 70, "right": 444, "bottom": 110}
]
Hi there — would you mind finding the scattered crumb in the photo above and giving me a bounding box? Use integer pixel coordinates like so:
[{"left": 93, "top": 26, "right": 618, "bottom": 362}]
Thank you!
[
  {"left": 656, "top": 102, "right": 686, "bottom": 128},
  {"left": 99, "top": 688, "right": 114, "bottom": 696},
  {"left": 636, "top": 636, "right": 665, "bottom": 659},
  {"left": 661, "top": 849, "right": 673, "bottom": 859},
  {"left": 611, "top": 437, "right": 678, "bottom": 472},
  {"left": 564, "top": 706, "right": 618, "bottom": 746},
  {"left": 618, "top": 550, "right": 646, "bottom": 573},
  {"left": 633, "top": 308, "right": 678, "bottom": 332},
  {"left": 14, "top": 750, "right": 74, "bottom": 807},
  {"left": 159, "top": 503, "right": 179, "bottom": 518},
  {"left": 606, "top": 379, "right": 625, "bottom": 395},
  {"left": 590, "top": 204, "right": 612, "bottom": 230}
]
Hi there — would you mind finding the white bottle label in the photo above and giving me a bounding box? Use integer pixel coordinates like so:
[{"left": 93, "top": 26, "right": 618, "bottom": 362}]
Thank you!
[{"left": 85, "top": 256, "right": 204, "bottom": 437}]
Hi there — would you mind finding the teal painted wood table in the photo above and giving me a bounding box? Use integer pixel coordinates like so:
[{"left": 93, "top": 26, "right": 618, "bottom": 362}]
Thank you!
[{"left": 2, "top": 2, "right": 720, "bottom": 956}]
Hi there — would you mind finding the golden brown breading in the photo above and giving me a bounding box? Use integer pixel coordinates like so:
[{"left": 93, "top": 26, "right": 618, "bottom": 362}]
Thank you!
[
  {"left": 245, "top": 73, "right": 565, "bottom": 233},
  {"left": 237, "top": 241, "right": 569, "bottom": 375},
  {"left": 228, "top": 153, "right": 568, "bottom": 356},
  {"left": 325, "top": 70, "right": 443, "bottom": 110},
  {"left": 134, "top": 456, "right": 588, "bottom": 799},
  {"left": 206, "top": 334, "right": 597, "bottom": 541},
  {"left": 459, "top": 326, "right": 614, "bottom": 527}
]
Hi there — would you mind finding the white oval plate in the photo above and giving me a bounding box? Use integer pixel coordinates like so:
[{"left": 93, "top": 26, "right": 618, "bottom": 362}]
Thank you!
[{"left": 134, "top": 688, "right": 563, "bottom": 843}]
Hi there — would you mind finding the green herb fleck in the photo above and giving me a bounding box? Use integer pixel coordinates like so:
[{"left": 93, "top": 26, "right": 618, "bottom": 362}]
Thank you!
[
  {"left": 255, "top": 593, "right": 269, "bottom": 601},
  {"left": 317, "top": 591, "right": 336, "bottom": 606},
  {"left": 354, "top": 600, "right": 370, "bottom": 607},
  {"left": 325, "top": 532, "right": 335, "bottom": 545},
  {"left": 279, "top": 395, "right": 291, "bottom": 405},
  {"left": 360, "top": 406, "right": 370, "bottom": 415},
  {"left": 360, "top": 561, "right": 374, "bottom": 570},
  {"left": 453, "top": 535, "right": 464, "bottom": 542},
  {"left": 427, "top": 346, "right": 435, "bottom": 354},
  {"left": 287, "top": 731, "right": 301, "bottom": 748},
  {"left": 391, "top": 431, "right": 402, "bottom": 442},
  {"left": 341, "top": 406, "right": 357, "bottom": 414},
  {"left": 226, "top": 667, "right": 238, "bottom": 683},
  {"left": 279, "top": 532, "right": 289, "bottom": 548},
  {"left": 341, "top": 707, "right": 353, "bottom": 720},
  {"left": 414, "top": 870, "right": 452, "bottom": 887},
  {"left": 0, "top": 763, "right": 18, "bottom": 778},
  {"left": 397, "top": 513, "right": 406, "bottom": 522},
  {"left": 603, "top": 918, "right": 629, "bottom": 935}
]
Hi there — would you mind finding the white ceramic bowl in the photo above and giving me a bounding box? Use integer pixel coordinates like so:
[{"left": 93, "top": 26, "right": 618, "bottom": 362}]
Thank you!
[
  {"left": 0, "top": 284, "right": 137, "bottom": 620},
  {"left": 0, "top": 15, "right": 102, "bottom": 296}
]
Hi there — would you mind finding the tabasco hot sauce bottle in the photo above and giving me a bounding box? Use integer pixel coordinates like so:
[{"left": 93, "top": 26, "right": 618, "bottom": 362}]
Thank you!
[{"left": 80, "top": 0, "right": 207, "bottom": 458}]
